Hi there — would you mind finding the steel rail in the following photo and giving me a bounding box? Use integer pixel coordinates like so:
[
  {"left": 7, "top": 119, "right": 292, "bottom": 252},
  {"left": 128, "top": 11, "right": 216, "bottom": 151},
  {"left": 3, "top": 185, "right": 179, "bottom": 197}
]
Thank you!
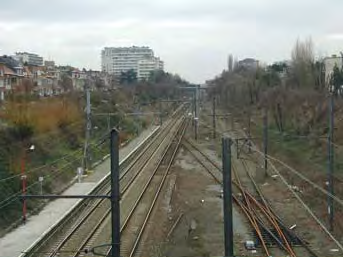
[
  {"left": 182, "top": 139, "right": 270, "bottom": 256},
  {"left": 183, "top": 137, "right": 320, "bottom": 257},
  {"left": 47, "top": 113, "right": 185, "bottom": 257},
  {"left": 105, "top": 117, "right": 188, "bottom": 257},
  {"left": 128, "top": 119, "right": 188, "bottom": 257},
  {"left": 24, "top": 109, "right": 184, "bottom": 257},
  {"left": 239, "top": 159, "right": 297, "bottom": 257},
  {"left": 182, "top": 140, "right": 289, "bottom": 250},
  {"left": 204, "top": 112, "right": 322, "bottom": 257}
]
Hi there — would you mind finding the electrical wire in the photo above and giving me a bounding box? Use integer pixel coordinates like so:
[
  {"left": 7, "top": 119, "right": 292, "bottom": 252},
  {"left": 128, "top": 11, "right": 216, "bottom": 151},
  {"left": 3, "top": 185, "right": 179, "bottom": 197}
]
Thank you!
[
  {"left": 200, "top": 117, "right": 343, "bottom": 250},
  {"left": 0, "top": 156, "right": 83, "bottom": 210},
  {"left": 0, "top": 125, "right": 112, "bottom": 183},
  {"left": 199, "top": 119, "right": 343, "bottom": 207},
  {"left": 2, "top": 120, "right": 84, "bottom": 149},
  {"left": 0, "top": 130, "right": 111, "bottom": 209},
  {"left": 0, "top": 148, "right": 83, "bottom": 183},
  {"left": 228, "top": 128, "right": 343, "bottom": 206}
]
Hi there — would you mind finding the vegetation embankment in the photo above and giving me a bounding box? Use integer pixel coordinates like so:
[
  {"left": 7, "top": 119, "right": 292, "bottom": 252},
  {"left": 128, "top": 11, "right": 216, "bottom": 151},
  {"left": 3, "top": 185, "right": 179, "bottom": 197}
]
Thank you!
[
  {"left": 0, "top": 70, "right": 191, "bottom": 234},
  {"left": 208, "top": 38, "right": 343, "bottom": 235}
]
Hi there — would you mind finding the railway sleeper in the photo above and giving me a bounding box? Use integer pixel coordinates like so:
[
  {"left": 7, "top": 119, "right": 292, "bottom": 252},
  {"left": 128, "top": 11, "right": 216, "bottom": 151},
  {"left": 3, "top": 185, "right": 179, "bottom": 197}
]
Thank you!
[{"left": 252, "top": 226, "right": 303, "bottom": 248}]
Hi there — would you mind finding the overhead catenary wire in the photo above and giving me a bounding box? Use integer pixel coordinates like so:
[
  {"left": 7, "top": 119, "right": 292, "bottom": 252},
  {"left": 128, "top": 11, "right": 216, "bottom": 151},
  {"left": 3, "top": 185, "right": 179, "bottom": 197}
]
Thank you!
[
  {"left": 0, "top": 156, "right": 83, "bottom": 210},
  {"left": 0, "top": 148, "right": 83, "bottom": 183},
  {"left": 199, "top": 119, "right": 343, "bottom": 209},
  {"left": 267, "top": 159, "right": 343, "bottom": 252},
  {"left": 205, "top": 106, "right": 343, "bottom": 149},
  {"left": 199, "top": 118, "right": 343, "bottom": 251},
  {"left": 0, "top": 131, "right": 112, "bottom": 210},
  {"left": 204, "top": 100, "right": 343, "bottom": 248},
  {"left": 0, "top": 129, "right": 112, "bottom": 183},
  {"left": 1, "top": 120, "right": 84, "bottom": 149},
  {"left": 247, "top": 144, "right": 343, "bottom": 209}
]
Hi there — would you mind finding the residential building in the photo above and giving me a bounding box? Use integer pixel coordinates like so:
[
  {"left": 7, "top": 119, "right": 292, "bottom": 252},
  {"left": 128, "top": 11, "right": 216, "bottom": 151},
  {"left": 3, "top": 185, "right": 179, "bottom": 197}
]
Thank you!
[
  {"left": 15, "top": 52, "right": 43, "bottom": 66},
  {"left": 324, "top": 55, "right": 343, "bottom": 85},
  {"left": 44, "top": 60, "right": 55, "bottom": 69},
  {"left": 137, "top": 57, "right": 164, "bottom": 80},
  {"left": 101, "top": 46, "right": 164, "bottom": 80},
  {"left": 238, "top": 58, "right": 259, "bottom": 70},
  {"left": 0, "top": 56, "right": 23, "bottom": 101},
  {"left": 0, "top": 64, "right": 10, "bottom": 101},
  {"left": 0, "top": 56, "right": 23, "bottom": 77},
  {"left": 71, "top": 69, "right": 87, "bottom": 90}
]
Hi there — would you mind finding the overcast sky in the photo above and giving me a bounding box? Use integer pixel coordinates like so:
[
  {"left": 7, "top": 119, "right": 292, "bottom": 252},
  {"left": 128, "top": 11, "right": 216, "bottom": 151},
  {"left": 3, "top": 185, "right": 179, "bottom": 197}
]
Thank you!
[{"left": 0, "top": 0, "right": 342, "bottom": 83}]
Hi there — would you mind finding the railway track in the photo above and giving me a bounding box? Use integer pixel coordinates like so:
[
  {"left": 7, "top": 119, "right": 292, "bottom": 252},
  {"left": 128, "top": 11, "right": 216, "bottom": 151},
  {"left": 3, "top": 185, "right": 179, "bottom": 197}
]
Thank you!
[
  {"left": 22, "top": 106, "right": 188, "bottom": 257},
  {"left": 71, "top": 116, "right": 187, "bottom": 257},
  {"left": 107, "top": 118, "right": 188, "bottom": 257},
  {"left": 54, "top": 114, "right": 186, "bottom": 257},
  {"left": 182, "top": 138, "right": 319, "bottom": 257}
]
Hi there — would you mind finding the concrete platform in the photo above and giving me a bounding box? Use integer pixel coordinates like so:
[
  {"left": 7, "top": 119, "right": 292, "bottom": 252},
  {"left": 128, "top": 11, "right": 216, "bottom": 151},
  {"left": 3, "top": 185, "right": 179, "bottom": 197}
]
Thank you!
[{"left": 0, "top": 126, "right": 159, "bottom": 257}]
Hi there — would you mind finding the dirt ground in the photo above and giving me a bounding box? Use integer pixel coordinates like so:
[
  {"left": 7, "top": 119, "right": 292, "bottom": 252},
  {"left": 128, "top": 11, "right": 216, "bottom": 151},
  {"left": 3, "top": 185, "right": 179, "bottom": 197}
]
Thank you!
[
  {"left": 138, "top": 123, "right": 260, "bottom": 257},
  {"left": 205, "top": 107, "right": 343, "bottom": 257},
  {"left": 137, "top": 105, "right": 343, "bottom": 257},
  {"left": 139, "top": 145, "right": 224, "bottom": 257}
]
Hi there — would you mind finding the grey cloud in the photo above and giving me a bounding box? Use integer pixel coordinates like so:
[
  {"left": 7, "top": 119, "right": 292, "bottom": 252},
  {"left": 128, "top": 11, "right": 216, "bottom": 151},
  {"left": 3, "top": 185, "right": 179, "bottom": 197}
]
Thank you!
[
  {"left": 1, "top": 0, "right": 343, "bottom": 83},
  {"left": 1, "top": 0, "right": 341, "bottom": 30}
]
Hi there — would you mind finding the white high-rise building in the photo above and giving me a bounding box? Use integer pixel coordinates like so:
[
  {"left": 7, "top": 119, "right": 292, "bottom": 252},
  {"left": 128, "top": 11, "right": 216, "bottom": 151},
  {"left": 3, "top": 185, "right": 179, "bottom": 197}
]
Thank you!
[
  {"left": 137, "top": 57, "right": 164, "bottom": 80},
  {"left": 101, "top": 46, "right": 164, "bottom": 80},
  {"left": 15, "top": 52, "right": 43, "bottom": 66}
]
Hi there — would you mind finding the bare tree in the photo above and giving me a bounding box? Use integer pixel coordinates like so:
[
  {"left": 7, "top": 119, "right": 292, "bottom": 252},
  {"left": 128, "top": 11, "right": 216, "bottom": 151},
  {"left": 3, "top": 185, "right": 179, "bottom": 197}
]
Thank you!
[
  {"left": 228, "top": 54, "right": 234, "bottom": 72},
  {"left": 290, "top": 37, "right": 316, "bottom": 89}
]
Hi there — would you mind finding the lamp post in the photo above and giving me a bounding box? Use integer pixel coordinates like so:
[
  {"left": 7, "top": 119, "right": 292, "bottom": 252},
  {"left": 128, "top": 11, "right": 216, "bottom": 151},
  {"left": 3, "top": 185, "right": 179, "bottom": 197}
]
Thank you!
[{"left": 21, "top": 144, "right": 35, "bottom": 224}]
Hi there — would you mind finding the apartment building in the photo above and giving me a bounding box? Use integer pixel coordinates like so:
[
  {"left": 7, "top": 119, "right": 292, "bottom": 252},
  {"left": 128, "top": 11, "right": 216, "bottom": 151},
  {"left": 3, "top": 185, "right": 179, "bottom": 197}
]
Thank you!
[
  {"left": 101, "top": 46, "right": 163, "bottom": 80},
  {"left": 0, "top": 56, "right": 23, "bottom": 101},
  {"left": 238, "top": 58, "right": 259, "bottom": 70},
  {"left": 137, "top": 57, "right": 164, "bottom": 80},
  {"left": 324, "top": 55, "right": 343, "bottom": 85},
  {"left": 15, "top": 52, "right": 44, "bottom": 66}
]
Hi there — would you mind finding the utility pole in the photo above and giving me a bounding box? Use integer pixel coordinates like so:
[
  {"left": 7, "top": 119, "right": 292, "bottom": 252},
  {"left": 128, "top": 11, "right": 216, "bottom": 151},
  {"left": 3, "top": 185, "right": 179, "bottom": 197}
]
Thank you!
[
  {"left": 222, "top": 137, "right": 234, "bottom": 257},
  {"left": 83, "top": 83, "right": 91, "bottom": 172},
  {"left": 20, "top": 144, "right": 34, "bottom": 223},
  {"left": 107, "top": 113, "right": 111, "bottom": 132},
  {"left": 21, "top": 150, "right": 27, "bottom": 223},
  {"left": 194, "top": 87, "right": 198, "bottom": 141},
  {"left": 328, "top": 93, "right": 334, "bottom": 231},
  {"left": 248, "top": 109, "right": 251, "bottom": 153},
  {"left": 110, "top": 129, "right": 120, "bottom": 257},
  {"left": 263, "top": 108, "right": 268, "bottom": 176},
  {"left": 159, "top": 100, "right": 163, "bottom": 126},
  {"left": 212, "top": 97, "right": 216, "bottom": 139}
]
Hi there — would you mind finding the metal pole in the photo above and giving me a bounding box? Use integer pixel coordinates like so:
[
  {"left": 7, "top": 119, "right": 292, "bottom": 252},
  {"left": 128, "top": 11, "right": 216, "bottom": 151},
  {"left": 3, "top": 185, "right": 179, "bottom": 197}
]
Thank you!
[
  {"left": 83, "top": 85, "right": 91, "bottom": 172},
  {"left": 328, "top": 94, "right": 334, "bottom": 231},
  {"left": 159, "top": 100, "right": 162, "bottom": 126},
  {"left": 231, "top": 112, "right": 234, "bottom": 130},
  {"left": 39, "top": 177, "right": 43, "bottom": 195},
  {"left": 110, "top": 129, "right": 120, "bottom": 257},
  {"left": 191, "top": 92, "right": 195, "bottom": 127},
  {"left": 248, "top": 110, "right": 251, "bottom": 153},
  {"left": 263, "top": 108, "right": 268, "bottom": 176},
  {"left": 194, "top": 89, "right": 198, "bottom": 141},
  {"left": 213, "top": 97, "right": 216, "bottom": 139},
  {"left": 21, "top": 151, "right": 27, "bottom": 223},
  {"left": 222, "top": 137, "right": 234, "bottom": 257},
  {"left": 107, "top": 113, "right": 111, "bottom": 132},
  {"left": 236, "top": 139, "right": 239, "bottom": 159}
]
